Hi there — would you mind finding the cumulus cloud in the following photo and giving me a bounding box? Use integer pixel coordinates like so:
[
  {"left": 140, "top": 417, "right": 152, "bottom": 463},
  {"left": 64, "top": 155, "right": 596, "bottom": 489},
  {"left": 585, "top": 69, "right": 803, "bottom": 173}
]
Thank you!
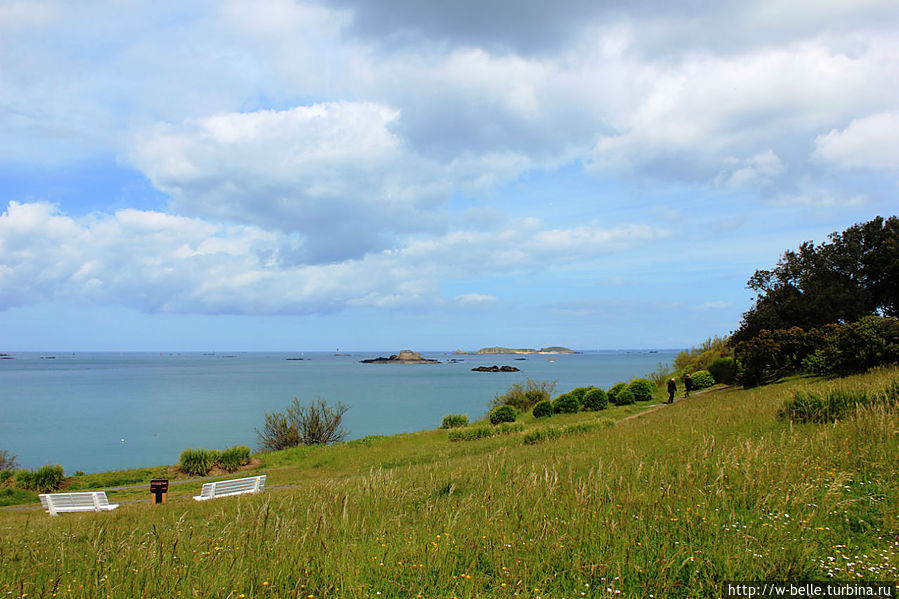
[
  {"left": 813, "top": 111, "right": 899, "bottom": 172},
  {"left": 0, "top": 201, "right": 662, "bottom": 314}
]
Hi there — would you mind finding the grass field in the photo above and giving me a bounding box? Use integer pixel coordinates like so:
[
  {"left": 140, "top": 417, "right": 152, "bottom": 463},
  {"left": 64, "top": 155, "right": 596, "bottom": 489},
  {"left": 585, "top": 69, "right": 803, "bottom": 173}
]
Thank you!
[{"left": 1, "top": 368, "right": 897, "bottom": 598}]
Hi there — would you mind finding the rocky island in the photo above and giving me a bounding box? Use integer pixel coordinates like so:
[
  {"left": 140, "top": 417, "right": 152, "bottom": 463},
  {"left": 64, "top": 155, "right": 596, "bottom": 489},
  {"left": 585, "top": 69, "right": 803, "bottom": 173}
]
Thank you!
[
  {"left": 360, "top": 350, "right": 440, "bottom": 364},
  {"left": 471, "top": 365, "right": 520, "bottom": 372},
  {"left": 454, "top": 346, "right": 577, "bottom": 355}
]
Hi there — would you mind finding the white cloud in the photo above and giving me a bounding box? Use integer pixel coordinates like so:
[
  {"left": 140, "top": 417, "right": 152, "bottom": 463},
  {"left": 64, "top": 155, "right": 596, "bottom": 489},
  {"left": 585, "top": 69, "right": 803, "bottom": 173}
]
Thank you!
[
  {"left": 813, "top": 111, "right": 899, "bottom": 172},
  {"left": 0, "top": 201, "right": 662, "bottom": 314}
]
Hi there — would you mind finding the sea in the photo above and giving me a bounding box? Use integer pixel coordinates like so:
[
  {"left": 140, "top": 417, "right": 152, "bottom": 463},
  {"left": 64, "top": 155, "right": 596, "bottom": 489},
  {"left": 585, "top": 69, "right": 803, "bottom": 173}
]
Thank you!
[{"left": 0, "top": 350, "right": 677, "bottom": 474}]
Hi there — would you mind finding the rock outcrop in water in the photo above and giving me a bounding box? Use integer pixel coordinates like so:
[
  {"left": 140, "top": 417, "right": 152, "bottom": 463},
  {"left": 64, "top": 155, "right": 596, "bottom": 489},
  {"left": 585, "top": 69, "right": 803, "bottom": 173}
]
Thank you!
[
  {"left": 361, "top": 350, "right": 440, "bottom": 364},
  {"left": 471, "top": 365, "right": 520, "bottom": 372}
]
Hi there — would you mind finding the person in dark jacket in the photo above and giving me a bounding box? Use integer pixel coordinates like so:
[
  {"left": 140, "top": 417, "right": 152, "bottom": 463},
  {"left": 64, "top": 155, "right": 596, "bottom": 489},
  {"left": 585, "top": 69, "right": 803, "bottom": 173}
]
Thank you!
[
  {"left": 666, "top": 378, "right": 677, "bottom": 404},
  {"left": 684, "top": 373, "right": 694, "bottom": 398}
]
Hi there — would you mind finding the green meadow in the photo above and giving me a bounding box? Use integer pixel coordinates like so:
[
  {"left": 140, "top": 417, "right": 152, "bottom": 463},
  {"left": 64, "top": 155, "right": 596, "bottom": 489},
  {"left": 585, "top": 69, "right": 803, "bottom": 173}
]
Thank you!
[{"left": 1, "top": 368, "right": 897, "bottom": 598}]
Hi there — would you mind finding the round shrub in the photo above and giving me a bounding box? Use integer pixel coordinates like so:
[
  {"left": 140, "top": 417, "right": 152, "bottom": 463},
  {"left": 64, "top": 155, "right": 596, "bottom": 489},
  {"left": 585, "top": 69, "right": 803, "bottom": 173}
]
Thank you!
[
  {"left": 607, "top": 382, "right": 627, "bottom": 404},
  {"left": 552, "top": 393, "right": 580, "bottom": 414},
  {"left": 569, "top": 387, "right": 591, "bottom": 404},
  {"left": 489, "top": 405, "right": 519, "bottom": 425},
  {"left": 614, "top": 388, "right": 635, "bottom": 405},
  {"left": 581, "top": 388, "right": 609, "bottom": 411},
  {"left": 708, "top": 357, "right": 737, "bottom": 383},
  {"left": 532, "top": 400, "right": 553, "bottom": 418},
  {"left": 691, "top": 370, "right": 715, "bottom": 389},
  {"left": 441, "top": 414, "right": 469, "bottom": 429},
  {"left": 628, "top": 378, "right": 655, "bottom": 402}
]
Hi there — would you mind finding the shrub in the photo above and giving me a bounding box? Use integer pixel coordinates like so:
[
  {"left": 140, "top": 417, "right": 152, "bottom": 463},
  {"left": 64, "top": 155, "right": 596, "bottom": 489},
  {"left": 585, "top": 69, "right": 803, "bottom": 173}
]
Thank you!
[
  {"left": 552, "top": 393, "right": 580, "bottom": 414},
  {"left": 569, "top": 387, "right": 591, "bottom": 403},
  {"left": 218, "top": 445, "right": 251, "bottom": 472},
  {"left": 691, "top": 370, "right": 715, "bottom": 389},
  {"left": 0, "top": 450, "right": 17, "bottom": 471},
  {"left": 532, "top": 400, "right": 553, "bottom": 418},
  {"left": 0, "top": 470, "right": 13, "bottom": 484},
  {"left": 180, "top": 448, "right": 219, "bottom": 476},
  {"left": 489, "top": 405, "right": 519, "bottom": 424},
  {"left": 628, "top": 378, "right": 655, "bottom": 402},
  {"left": 257, "top": 397, "right": 349, "bottom": 451},
  {"left": 441, "top": 414, "right": 469, "bottom": 429},
  {"left": 708, "top": 356, "right": 737, "bottom": 384},
  {"left": 607, "top": 382, "right": 627, "bottom": 403},
  {"left": 16, "top": 464, "right": 64, "bottom": 492},
  {"left": 614, "top": 388, "right": 635, "bottom": 405},
  {"left": 581, "top": 388, "right": 608, "bottom": 411},
  {"left": 490, "top": 379, "right": 557, "bottom": 411}
]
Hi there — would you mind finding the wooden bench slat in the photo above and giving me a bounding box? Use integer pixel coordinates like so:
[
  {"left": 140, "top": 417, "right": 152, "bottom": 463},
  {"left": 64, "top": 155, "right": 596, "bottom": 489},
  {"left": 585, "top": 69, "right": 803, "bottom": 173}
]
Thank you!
[{"left": 193, "top": 475, "right": 265, "bottom": 501}]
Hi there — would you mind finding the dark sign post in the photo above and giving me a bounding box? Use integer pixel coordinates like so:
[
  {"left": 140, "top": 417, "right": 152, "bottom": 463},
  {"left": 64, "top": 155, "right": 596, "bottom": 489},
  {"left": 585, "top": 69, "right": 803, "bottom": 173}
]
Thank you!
[{"left": 150, "top": 479, "right": 169, "bottom": 504}]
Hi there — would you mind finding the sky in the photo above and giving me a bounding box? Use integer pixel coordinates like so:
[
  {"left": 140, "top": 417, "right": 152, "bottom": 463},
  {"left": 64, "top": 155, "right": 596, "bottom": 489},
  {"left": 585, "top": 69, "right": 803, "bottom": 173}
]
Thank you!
[{"left": 1, "top": 0, "right": 897, "bottom": 352}]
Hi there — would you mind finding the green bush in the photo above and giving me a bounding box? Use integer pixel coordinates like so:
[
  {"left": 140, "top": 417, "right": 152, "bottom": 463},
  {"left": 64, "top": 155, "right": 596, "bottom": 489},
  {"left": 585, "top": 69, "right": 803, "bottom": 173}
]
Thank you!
[
  {"left": 569, "top": 387, "right": 591, "bottom": 403},
  {"left": 0, "top": 470, "right": 13, "bottom": 484},
  {"left": 179, "top": 448, "right": 219, "bottom": 477},
  {"left": 628, "top": 378, "right": 655, "bottom": 402},
  {"left": 16, "top": 464, "right": 64, "bottom": 492},
  {"left": 552, "top": 393, "right": 580, "bottom": 414},
  {"left": 581, "top": 388, "right": 608, "bottom": 411},
  {"left": 489, "top": 405, "right": 519, "bottom": 425},
  {"left": 607, "top": 382, "right": 627, "bottom": 403},
  {"left": 691, "top": 370, "right": 715, "bottom": 389},
  {"left": 708, "top": 357, "right": 737, "bottom": 384},
  {"left": 441, "top": 414, "right": 469, "bottom": 429},
  {"left": 490, "top": 379, "right": 557, "bottom": 411},
  {"left": 532, "top": 400, "right": 553, "bottom": 419},
  {"left": 217, "top": 445, "right": 251, "bottom": 472},
  {"left": 614, "top": 388, "right": 635, "bottom": 405}
]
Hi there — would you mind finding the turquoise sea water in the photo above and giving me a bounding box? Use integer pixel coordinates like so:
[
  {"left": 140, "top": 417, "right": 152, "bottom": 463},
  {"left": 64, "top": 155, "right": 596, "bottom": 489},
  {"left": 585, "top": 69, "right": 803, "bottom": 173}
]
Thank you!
[{"left": 0, "top": 350, "right": 677, "bottom": 473}]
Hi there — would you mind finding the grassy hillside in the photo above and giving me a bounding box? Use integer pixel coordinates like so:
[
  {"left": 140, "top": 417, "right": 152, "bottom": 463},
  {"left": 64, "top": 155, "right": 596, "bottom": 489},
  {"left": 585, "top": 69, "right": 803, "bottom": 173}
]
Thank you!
[{"left": 1, "top": 368, "right": 897, "bottom": 598}]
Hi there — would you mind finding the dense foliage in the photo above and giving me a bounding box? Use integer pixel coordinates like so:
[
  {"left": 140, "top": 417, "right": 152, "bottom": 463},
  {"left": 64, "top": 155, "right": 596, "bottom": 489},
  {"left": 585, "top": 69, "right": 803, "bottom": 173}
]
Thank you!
[
  {"left": 257, "top": 397, "right": 349, "bottom": 451},
  {"left": 552, "top": 393, "right": 580, "bottom": 414},
  {"left": 627, "top": 378, "right": 654, "bottom": 402},
  {"left": 532, "top": 400, "right": 553, "bottom": 418},
  {"left": 218, "top": 445, "right": 252, "bottom": 472},
  {"left": 614, "top": 388, "right": 635, "bottom": 405},
  {"left": 735, "top": 316, "right": 899, "bottom": 386},
  {"left": 607, "top": 382, "right": 627, "bottom": 404},
  {"left": 733, "top": 216, "right": 899, "bottom": 344},
  {"left": 690, "top": 370, "right": 715, "bottom": 389},
  {"left": 489, "top": 405, "right": 519, "bottom": 425},
  {"left": 777, "top": 378, "right": 898, "bottom": 423},
  {"left": 581, "top": 388, "right": 608, "bottom": 411},
  {"left": 441, "top": 414, "right": 469, "bottom": 429},
  {"left": 179, "top": 448, "right": 220, "bottom": 477},
  {"left": 490, "top": 379, "right": 557, "bottom": 411},
  {"left": 708, "top": 356, "right": 737, "bottom": 384},
  {"left": 15, "top": 465, "right": 65, "bottom": 492}
]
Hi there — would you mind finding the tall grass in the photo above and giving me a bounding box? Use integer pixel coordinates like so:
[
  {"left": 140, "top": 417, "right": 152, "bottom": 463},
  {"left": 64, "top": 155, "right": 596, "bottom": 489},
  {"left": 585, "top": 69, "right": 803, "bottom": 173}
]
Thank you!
[{"left": 1, "top": 368, "right": 897, "bottom": 598}]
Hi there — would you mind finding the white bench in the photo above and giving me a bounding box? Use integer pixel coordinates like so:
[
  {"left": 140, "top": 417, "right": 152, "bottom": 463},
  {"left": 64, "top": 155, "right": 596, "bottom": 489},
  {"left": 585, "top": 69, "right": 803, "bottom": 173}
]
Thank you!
[
  {"left": 193, "top": 475, "right": 266, "bottom": 501},
  {"left": 39, "top": 491, "right": 119, "bottom": 516}
]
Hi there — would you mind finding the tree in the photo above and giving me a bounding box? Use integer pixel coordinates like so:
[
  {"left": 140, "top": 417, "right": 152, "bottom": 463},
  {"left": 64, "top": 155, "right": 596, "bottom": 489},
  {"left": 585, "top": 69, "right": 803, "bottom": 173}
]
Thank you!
[
  {"left": 0, "top": 449, "right": 17, "bottom": 471},
  {"left": 733, "top": 216, "right": 899, "bottom": 343}
]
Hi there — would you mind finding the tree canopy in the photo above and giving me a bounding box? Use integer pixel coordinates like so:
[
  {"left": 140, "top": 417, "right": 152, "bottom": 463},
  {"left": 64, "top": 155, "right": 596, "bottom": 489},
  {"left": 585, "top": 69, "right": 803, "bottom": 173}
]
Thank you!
[{"left": 732, "top": 216, "right": 899, "bottom": 343}]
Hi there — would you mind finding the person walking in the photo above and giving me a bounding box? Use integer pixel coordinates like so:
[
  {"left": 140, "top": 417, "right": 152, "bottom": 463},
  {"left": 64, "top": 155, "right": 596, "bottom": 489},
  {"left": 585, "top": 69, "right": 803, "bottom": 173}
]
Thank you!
[
  {"left": 684, "top": 373, "right": 694, "bottom": 398},
  {"left": 666, "top": 378, "right": 677, "bottom": 404}
]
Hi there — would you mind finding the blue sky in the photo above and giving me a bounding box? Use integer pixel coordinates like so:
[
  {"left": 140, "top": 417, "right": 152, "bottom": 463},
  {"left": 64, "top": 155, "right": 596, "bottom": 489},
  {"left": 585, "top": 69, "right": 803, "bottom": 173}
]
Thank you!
[{"left": 1, "top": 0, "right": 897, "bottom": 351}]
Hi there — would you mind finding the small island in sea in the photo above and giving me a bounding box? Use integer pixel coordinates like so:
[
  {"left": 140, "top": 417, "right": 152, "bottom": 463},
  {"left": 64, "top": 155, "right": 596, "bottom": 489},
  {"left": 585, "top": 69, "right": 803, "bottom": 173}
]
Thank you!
[
  {"left": 453, "top": 345, "right": 577, "bottom": 355},
  {"left": 360, "top": 350, "right": 440, "bottom": 364}
]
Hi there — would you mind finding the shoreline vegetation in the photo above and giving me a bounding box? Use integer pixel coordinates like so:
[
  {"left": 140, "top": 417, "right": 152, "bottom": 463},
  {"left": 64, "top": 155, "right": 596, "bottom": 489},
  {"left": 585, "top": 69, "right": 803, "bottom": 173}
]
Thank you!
[{"left": 1, "top": 366, "right": 897, "bottom": 597}]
